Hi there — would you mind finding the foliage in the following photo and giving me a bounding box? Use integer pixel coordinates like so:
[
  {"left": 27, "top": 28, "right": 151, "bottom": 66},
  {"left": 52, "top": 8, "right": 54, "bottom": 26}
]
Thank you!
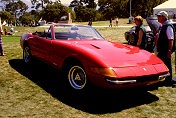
[
  {"left": 74, "top": 5, "right": 96, "bottom": 21},
  {"left": 39, "top": 3, "right": 70, "bottom": 22},
  {"left": 0, "top": 11, "right": 12, "bottom": 23},
  {"left": 30, "top": 10, "right": 41, "bottom": 24},
  {"left": 98, "top": 0, "right": 167, "bottom": 20},
  {"left": 70, "top": 0, "right": 98, "bottom": 22},
  {"left": 4, "top": 0, "right": 28, "bottom": 26},
  {"left": 30, "top": 0, "right": 61, "bottom": 9},
  {"left": 5, "top": 0, "right": 28, "bottom": 14},
  {"left": 130, "top": 0, "right": 167, "bottom": 17},
  {"left": 19, "top": 12, "right": 33, "bottom": 26},
  {"left": 70, "top": 0, "right": 97, "bottom": 9}
]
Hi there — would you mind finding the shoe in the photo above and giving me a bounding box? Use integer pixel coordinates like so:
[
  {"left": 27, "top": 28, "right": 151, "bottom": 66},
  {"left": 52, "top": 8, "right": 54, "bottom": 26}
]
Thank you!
[{"left": 1, "top": 54, "right": 6, "bottom": 56}]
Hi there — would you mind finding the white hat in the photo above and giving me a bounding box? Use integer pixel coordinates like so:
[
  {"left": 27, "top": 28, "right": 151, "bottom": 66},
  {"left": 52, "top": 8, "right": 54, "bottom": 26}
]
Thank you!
[{"left": 156, "top": 11, "right": 168, "bottom": 19}]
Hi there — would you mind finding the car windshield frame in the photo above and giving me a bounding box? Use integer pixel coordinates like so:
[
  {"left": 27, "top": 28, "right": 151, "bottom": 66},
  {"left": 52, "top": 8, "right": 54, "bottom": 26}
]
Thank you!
[{"left": 53, "top": 24, "right": 105, "bottom": 40}]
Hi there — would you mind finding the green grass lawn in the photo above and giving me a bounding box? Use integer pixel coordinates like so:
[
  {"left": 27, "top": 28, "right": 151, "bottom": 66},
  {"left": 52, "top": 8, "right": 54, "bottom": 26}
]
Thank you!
[
  {"left": 0, "top": 22, "right": 176, "bottom": 117},
  {"left": 75, "top": 18, "right": 148, "bottom": 26}
]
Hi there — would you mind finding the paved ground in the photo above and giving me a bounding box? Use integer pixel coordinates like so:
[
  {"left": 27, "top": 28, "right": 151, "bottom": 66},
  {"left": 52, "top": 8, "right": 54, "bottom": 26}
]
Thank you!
[
  {"left": 40, "top": 25, "right": 133, "bottom": 28},
  {"left": 93, "top": 25, "right": 132, "bottom": 28}
]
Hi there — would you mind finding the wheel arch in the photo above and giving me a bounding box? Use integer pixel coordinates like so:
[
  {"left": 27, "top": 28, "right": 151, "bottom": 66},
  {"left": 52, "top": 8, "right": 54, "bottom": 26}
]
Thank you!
[
  {"left": 62, "top": 56, "right": 84, "bottom": 72},
  {"left": 62, "top": 56, "right": 90, "bottom": 90},
  {"left": 23, "top": 40, "right": 29, "bottom": 48}
]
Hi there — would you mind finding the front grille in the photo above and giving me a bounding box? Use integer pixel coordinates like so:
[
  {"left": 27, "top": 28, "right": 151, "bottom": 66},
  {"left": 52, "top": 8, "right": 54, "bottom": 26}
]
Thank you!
[{"left": 116, "top": 73, "right": 168, "bottom": 83}]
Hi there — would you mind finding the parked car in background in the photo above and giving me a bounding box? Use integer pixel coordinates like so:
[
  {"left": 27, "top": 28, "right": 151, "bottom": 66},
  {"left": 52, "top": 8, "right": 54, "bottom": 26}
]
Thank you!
[
  {"left": 20, "top": 23, "right": 169, "bottom": 91},
  {"left": 124, "top": 25, "right": 154, "bottom": 52}
]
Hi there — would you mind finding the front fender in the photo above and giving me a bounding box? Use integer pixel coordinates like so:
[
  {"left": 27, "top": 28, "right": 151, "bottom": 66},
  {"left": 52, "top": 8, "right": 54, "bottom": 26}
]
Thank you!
[{"left": 20, "top": 33, "right": 32, "bottom": 49}]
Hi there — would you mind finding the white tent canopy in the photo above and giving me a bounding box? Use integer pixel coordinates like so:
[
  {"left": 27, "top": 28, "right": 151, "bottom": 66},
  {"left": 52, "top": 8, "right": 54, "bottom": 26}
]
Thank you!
[{"left": 153, "top": 0, "right": 176, "bottom": 19}]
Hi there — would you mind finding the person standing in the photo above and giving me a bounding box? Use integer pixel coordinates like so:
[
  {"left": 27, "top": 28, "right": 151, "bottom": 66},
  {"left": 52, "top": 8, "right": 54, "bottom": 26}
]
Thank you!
[
  {"left": 114, "top": 17, "right": 118, "bottom": 26},
  {"left": 0, "top": 24, "right": 5, "bottom": 56},
  {"left": 88, "top": 20, "right": 92, "bottom": 26},
  {"left": 134, "top": 16, "right": 146, "bottom": 49},
  {"left": 156, "top": 11, "right": 174, "bottom": 84},
  {"left": 109, "top": 18, "right": 113, "bottom": 27},
  {"left": 115, "top": 17, "right": 118, "bottom": 26}
]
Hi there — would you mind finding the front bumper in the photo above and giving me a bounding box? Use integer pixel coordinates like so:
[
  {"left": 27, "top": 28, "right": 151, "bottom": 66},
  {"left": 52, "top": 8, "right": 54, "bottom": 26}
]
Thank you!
[{"left": 105, "top": 72, "right": 170, "bottom": 85}]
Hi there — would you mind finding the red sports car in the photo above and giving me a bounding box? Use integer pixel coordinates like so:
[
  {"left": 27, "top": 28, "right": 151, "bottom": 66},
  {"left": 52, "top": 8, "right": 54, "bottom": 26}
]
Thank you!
[{"left": 20, "top": 24, "right": 169, "bottom": 90}]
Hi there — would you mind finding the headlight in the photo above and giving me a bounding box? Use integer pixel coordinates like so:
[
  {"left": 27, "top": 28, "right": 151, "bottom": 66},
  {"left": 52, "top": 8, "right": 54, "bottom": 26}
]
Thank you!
[{"left": 89, "top": 67, "right": 117, "bottom": 78}]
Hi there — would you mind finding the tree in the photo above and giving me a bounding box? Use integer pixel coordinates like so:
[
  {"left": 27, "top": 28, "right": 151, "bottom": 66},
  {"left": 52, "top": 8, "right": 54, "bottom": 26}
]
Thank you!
[
  {"left": 70, "top": 0, "right": 97, "bottom": 9},
  {"left": 84, "top": 0, "right": 97, "bottom": 9},
  {"left": 98, "top": 0, "right": 167, "bottom": 19},
  {"left": 69, "top": 0, "right": 97, "bottom": 21},
  {"left": 31, "top": 0, "right": 61, "bottom": 9},
  {"left": 5, "top": 0, "right": 28, "bottom": 26},
  {"left": 19, "top": 12, "right": 33, "bottom": 26},
  {"left": 30, "top": 10, "right": 41, "bottom": 24},
  {"left": 0, "top": 11, "right": 12, "bottom": 25},
  {"left": 69, "top": 0, "right": 83, "bottom": 7},
  {"left": 39, "top": 3, "right": 70, "bottom": 22},
  {"left": 5, "top": 0, "right": 28, "bottom": 13},
  {"left": 74, "top": 5, "right": 96, "bottom": 21}
]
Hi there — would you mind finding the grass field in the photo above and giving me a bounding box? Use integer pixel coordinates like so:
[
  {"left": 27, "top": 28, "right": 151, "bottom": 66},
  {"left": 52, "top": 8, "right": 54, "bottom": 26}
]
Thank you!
[{"left": 0, "top": 19, "right": 176, "bottom": 117}]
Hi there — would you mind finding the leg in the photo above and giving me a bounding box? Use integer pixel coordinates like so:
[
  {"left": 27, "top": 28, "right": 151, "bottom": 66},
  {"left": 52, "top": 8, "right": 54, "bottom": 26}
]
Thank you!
[
  {"left": 165, "top": 57, "right": 172, "bottom": 81},
  {"left": 0, "top": 37, "right": 4, "bottom": 55},
  {"left": 158, "top": 53, "right": 172, "bottom": 81}
]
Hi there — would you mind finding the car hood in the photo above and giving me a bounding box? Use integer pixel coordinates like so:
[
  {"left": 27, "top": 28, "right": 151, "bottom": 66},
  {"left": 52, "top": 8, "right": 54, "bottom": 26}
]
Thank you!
[{"left": 66, "top": 40, "right": 163, "bottom": 68}]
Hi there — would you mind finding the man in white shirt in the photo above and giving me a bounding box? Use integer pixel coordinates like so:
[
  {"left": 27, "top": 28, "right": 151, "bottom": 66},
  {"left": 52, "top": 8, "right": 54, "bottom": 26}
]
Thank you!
[{"left": 156, "top": 11, "right": 174, "bottom": 84}]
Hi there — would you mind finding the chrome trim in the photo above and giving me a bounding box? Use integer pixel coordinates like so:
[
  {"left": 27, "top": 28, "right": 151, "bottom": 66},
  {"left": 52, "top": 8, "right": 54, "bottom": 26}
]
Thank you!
[
  {"left": 106, "top": 79, "right": 137, "bottom": 85},
  {"left": 159, "top": 72, "right": 170, "bottom": 80},
  {"left": 106, "top": 72, "right": 170, "bottom": 85}
]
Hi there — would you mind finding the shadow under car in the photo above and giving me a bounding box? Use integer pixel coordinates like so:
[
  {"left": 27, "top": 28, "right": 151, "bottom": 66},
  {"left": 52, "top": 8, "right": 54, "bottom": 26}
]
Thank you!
[{"left": 9, "top": 59, "right": 159, "bottom": 114}]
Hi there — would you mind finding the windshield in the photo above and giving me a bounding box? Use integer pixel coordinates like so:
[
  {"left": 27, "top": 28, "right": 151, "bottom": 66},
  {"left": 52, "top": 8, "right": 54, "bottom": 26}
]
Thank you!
[{"left": 54, "top": 24, "right": 104, "bottom": 40}]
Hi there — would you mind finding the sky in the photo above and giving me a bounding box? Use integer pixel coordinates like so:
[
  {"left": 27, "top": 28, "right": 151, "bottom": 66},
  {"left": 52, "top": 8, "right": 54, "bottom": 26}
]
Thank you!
[
  {"left": 17, "top": 0, "right": 72, "bottom": 11},
  {"left": 0, "top": 0, "right": 98, "bottom": 11},
  {"left": 23, "top": 0, "right": 98, "bottom": 7}
]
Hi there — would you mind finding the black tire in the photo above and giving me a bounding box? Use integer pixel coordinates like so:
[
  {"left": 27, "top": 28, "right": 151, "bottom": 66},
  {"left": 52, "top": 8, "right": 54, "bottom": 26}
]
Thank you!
[
  {"left": 23, "top": 44, "right": 32, "bottom": 64},
  {"left": 67, "top": 65, "right": 87, "bottom": 90},
  {"left": 63, "top": 61, "right": 90, "bottom": 93}
]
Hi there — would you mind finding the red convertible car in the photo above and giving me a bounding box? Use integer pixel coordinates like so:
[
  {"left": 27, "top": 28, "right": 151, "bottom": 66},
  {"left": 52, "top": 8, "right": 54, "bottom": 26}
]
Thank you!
[{"left": 20, "top": 24, "right": 169, "bottom": 90}]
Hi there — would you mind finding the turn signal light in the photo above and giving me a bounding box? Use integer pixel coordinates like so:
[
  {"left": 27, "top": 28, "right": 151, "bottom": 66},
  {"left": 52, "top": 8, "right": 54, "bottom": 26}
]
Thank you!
[{"left": 89, "top": 67, "right": 117, "bottom": 78}]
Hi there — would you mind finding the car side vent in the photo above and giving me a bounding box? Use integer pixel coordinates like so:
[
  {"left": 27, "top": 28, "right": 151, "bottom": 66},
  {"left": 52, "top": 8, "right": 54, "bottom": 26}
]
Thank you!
[{"left": 90, "top": 44, "right": 101, "bottom": 49}]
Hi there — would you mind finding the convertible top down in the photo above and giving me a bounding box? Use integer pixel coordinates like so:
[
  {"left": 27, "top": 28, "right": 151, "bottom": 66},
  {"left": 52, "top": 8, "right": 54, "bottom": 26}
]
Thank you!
[{"left": 20, "top": 23, "right": 169, "bottom": 90}]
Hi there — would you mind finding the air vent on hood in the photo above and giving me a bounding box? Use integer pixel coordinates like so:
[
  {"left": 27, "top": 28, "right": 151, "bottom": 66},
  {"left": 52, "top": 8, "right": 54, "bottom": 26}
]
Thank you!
[{"left": 90, "top": 44, "right": 101, "bottom": 49}]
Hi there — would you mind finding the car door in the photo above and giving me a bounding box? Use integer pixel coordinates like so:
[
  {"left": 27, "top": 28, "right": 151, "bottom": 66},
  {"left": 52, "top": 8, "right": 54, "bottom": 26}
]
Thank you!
[{"left": 29, "top": 30, "right": 52, "bottom": 62}]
